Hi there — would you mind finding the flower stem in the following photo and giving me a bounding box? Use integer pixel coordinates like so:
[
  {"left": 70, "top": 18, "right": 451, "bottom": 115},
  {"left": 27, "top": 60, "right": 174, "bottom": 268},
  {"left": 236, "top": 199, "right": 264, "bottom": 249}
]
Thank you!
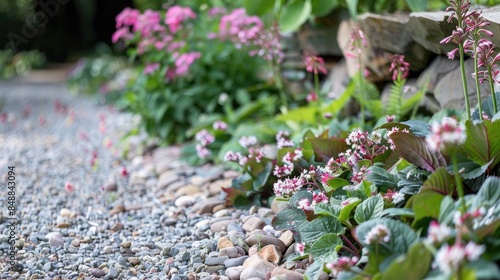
[
  {"left": 341, "top": 234, "right": 359, "bottom": 256},
  {"left": 473, "top": 43, "right": 484, "bottom": 120},
  {"left": 459, "top": 43, "right": 472, "bottom": 120},
  {"left": 487, "top": 65, "right": 498, "bottom": 115},
  {"left": 452, "top": 153, "right": 467, "bottom": 214}
]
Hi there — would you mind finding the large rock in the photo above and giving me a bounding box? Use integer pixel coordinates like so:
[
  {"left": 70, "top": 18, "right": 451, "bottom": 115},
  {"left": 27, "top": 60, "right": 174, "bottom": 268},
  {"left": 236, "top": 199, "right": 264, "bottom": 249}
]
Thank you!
[
  {"left": 417, "top": 56, "right": 459, "bottom": 92},
  {"left": 358, "top": 12, "right": 429, "bottom": 70},
  {"left": 408, "top": 11, "right": 456, "bottom": 55},
  {"left": 480, "top": 6, "right": 500, "bottom": 48},
  {"left": 433, "top": 58, "right": 491, "bottom": 111}
]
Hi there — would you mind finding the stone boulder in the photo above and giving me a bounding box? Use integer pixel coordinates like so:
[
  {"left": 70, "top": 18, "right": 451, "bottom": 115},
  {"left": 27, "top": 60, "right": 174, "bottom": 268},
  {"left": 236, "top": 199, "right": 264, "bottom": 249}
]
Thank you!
[{"left": 408, "top": 11, "right": 456, "bottom": 55}]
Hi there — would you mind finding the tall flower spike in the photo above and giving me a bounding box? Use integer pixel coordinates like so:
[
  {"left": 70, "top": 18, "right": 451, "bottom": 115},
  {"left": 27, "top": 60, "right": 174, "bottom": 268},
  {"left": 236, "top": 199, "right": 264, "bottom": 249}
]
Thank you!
[
  {"left": 304, "top": 50, "right": 328, "bottom": 75},
  {"left": 389, "top": 54, "right": 410, "bottom": 81}
]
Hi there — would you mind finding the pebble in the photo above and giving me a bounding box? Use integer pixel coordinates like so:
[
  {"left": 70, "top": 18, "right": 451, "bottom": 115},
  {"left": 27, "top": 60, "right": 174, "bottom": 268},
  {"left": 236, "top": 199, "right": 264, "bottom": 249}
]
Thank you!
[{"left": 45, "top": 232, "right": 64, "bottom": 248}]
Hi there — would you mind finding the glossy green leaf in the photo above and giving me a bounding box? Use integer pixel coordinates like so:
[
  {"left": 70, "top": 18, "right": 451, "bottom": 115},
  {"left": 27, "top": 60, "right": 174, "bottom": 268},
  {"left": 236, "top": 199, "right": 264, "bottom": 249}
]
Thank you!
[
  {"left": 381, "top": 243, "right": 432, "bottom": 280},
  {"left": 463, "top": 120, "right": 500, "bottom": 168},
  {"left": 356, "top": 218, "right": 418, "bottom": 255},
  {"left": 326, "top": 178, "right": 351, "bottom": 190},
  {"left": 272, "top": 206, "right": 307, "bottom": 231},
  {"left": 464, "top": 260, "right": 500, "bottom": 280},
  {"left": 354, "top": 195, "right": 384, "bottom": 224},
  {"left": 279, "top": 0, "right": 312, "bottom": 32},
  {"left": 438, "top": 195, "right": 456, "bottom": 226},
  {"left": 311, "top": 0, "right": 339, "bottom": 17},
  {"left": 389, "top": 132, "right": 447, "bottom": 172},
  {"left": 381, "top": 208, "right": 415, "bottom": 218},
  {"left": 367, "top": 166, "right": 399, "bottom": 191},
  {"left": 299, "top": 216, "right": 345, "bottom": 243},
  {"left": 242, "top": 0, "right": 276, "bottom": 16},
  {"left": 405, "top": 0, "right": 427, "bottom": 11},
  {"left": 252, "top": 161, "right": 273, "bottom": 191},
  {"left": 472, "top": 92, "right": 500, "bottom": 120},
  {"left": 421, "top": 167, "right": 456, "bottom": 196},
  {"left": 473, "top": 176, "right": 500, "bottom": 211},
  {"left": 412, "top": 192, "right": 444, "bottom": 222},
  {"left": 310, "top": 233, "right": 342, "bottom": 260},
  {"left": 314, "top": 202, "right": 341, "bottom": 218},
  {"left": 306, "top": 137, "right": 348, "bottom": 162},
  {"left": 401, "top": 120, "right": 432, "bottom": 137},
  {"left": 339, "top": 198, "right": 361, "bottom": 223}
]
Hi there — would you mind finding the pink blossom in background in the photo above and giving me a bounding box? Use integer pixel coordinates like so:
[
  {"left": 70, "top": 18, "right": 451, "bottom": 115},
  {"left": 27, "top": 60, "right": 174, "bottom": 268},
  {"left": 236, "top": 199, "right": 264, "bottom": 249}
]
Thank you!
[
  {"left": 295, "top": 242, "right": 306, "bottom": 256},
  {"left": 112, "top": 27, "right": 132, "bottom": 43},
  {"left": 115, "top": 7, "right": 140, "bottom": 28},
  {"left": 196, "top": 144, "right": 211, "bottom": 159},
  {"left": 364, "top": 224, "right": 391, "bottom": 244},
  {"left": 213, "top": 120, "right": 228, "bottom": 131},
  {"left": 426, "top": 220, "right": 452, "bottom": 244},
  {"left": 304, "top": 51, "right": 328, "bottom": 75},
  {"left": 121, "top": 167, "right": 129, "bottom": 177},
  {"left": 195, "top": 129, "right": 215, "bottom": 146},
  {"left": 65, "top": 181, "right": 75, "bottom": 193},
  {"left": 219, "top": 8, "right": 264, "bottom": 46},
  {"left": 433, "top": 241, "right": 485, "bottom": 275},
  {"left": 144, "top": 63, "right": 160, "bottom": 75},
  {"left": 297, "top": 198, "right": 312, "bottom": 211},
  {"left": 154, "top": 35, "right": 173, "bottom": 50},
  {"left": 248, "top": 24, "right": 284, "bottom": 63},
  {"left": 208, "top": 7, "right": 227, "bottom": 18},
  {"left": 165, "top": 6, "right": 196, "bottom": 34},
  {"left": 38, "top": 115, "right": 46, "bottom": 126},
  {"left": 173, "top": 52, "right": 201, "bottom": 77},
  {"left": 425, "top": 117, "right": 465, "bottom": 152},
  {"left": 134, "top": 9, "right": 163, "bottom": 38},
  {"left": 23, "top": 104, "right": 31, "bottom": 118},
  {"left": 326, "top": 256, "right": 359, "bottom": 275},
  {"left": 389, "top": 54, "right": 411, "bottom": 80},
  {"left": 238, "top": 135, "right": 258, "bottom": 149},
  {"left": 306, "top": 91, "right": 318, "bottom": 102}
]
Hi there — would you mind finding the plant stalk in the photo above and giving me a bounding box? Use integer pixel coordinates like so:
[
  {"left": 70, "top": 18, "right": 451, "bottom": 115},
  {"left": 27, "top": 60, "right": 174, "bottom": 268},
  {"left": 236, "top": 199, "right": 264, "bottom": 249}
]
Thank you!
[
  {"left": 452, "top": 153, "right": 467, "bottom": 214},
  {"left": 473, "top": 43, "right": 484, "bottom": 120},
  {"left": 487, "top": 65, "right": 498, "bottom": 114},
  {"left": 459, "top": 43, "right": 472, "bottom": 120}
]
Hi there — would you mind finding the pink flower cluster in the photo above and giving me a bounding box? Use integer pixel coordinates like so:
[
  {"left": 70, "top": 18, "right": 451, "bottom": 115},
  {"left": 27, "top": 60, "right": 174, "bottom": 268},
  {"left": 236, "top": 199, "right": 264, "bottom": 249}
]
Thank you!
[
  {"left": 195, "top": 129, "right": 215, "bottom": 159},
  {"left": 165, "top": 6, "right": 196, "bottom": 34},
  {"left": 276, "top": 130, "right": 295, "bottom": 149},
  {"left": 364, "top": 224, "right": 391, "bottom": 245},
  {"left": 388, "top": 54, "right": 410, "bottom": 81},
  {"left": 219, "top": 8, "right": 264, "bottom": 48},
  {"left": 425, "top": 117, "right": 465, "bottom": 152},
  {"left": 382, "top": 189, "right": 405, "bottom": 204},
  {"left": 434, "top": 241, "right": 485, "bottom": 275},
  {"left": 296, "top": 192, "right": 329, "bottom": 211},
  {"left": 344, "top": 128, "right": 388, "bottom": 163},
  {"left": 304, "top": 50, "right": 328, "bottom": 75},
  {"left": 426, "top": 220, "right": 452, "bottom": 244},
  {"left": 326, "top": 256, "right": 359, "bottom": 275},
  {"left": 346, "top": 25, "right": 367, "bottom": 59},
  {"left": 273, "top": 177, "right": 307, "bottom": 198}
]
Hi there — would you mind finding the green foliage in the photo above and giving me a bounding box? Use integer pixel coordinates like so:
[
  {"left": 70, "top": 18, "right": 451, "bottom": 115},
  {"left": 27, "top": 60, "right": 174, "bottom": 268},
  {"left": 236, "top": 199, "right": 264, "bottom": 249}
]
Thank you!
[{"left": 0, "top": 49, "right": 45, "bottom": 80}]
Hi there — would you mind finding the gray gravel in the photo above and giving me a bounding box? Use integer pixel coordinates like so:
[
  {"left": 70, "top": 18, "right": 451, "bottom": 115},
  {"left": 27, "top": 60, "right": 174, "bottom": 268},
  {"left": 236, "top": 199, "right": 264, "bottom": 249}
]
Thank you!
[{"left": 0, "top": 82, "right": 223, "bottom": 279}]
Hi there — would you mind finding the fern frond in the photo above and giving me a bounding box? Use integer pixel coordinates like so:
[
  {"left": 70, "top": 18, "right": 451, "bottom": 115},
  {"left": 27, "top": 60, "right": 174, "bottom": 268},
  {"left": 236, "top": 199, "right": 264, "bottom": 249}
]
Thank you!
[{"left": 386, "top": 78, "right": 404, "bottom": 119}]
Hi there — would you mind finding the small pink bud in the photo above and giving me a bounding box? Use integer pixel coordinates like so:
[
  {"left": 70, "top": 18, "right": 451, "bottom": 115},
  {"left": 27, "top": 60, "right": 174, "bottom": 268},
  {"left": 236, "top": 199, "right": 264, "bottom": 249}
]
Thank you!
[
  {"left": 121, "top": 167, "right": 129, "bottom": 177},
  {"left": 65, "top": 181, "right": 75, "bottom": 193}
]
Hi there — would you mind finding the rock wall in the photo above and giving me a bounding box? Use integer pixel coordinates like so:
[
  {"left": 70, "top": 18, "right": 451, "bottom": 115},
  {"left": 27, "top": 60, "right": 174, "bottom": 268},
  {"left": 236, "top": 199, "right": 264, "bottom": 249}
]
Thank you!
[{"left": 314, "top": 7, "right": 500, "bottom": 113}]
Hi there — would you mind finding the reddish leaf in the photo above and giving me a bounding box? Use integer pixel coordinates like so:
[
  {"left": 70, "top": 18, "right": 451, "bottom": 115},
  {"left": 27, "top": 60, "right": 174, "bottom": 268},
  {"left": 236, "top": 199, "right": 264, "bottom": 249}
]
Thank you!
[{"left": 390, "top": 132, "right": 446, "bottom": 172}]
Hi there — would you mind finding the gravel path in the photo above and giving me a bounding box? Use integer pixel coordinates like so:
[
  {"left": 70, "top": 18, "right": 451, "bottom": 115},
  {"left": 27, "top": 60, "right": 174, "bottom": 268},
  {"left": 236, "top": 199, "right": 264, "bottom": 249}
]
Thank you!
[{"left": 0, "top": 82, "right": 313, "bottom": 280}]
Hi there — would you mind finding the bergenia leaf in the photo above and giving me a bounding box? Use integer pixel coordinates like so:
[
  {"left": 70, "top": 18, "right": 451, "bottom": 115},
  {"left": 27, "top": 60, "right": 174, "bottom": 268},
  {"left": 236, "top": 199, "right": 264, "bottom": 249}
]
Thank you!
[
  {"left": 354, "top": 195, "right": 384, "bottom": 224},
  {"left": 299, "top": 216, "right": 345, "bottom": 243},
  {"left": 463, "top": 120, "right": 500, "bottom": 169},
  {"left": 389, "top": 132, "right": 446, "bottom": 172},
  {"left": 421, "top": 167, "right": 455, "bottom": 196},
  {"left": 306, "top": 137, "right": 348, "bottom": 162}
]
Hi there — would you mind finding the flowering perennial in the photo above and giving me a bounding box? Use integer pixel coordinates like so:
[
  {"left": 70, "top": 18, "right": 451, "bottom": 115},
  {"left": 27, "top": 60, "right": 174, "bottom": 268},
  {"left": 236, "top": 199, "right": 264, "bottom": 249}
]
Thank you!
[
  {"left": 434, "top": 241, "right": 485, "bottom": 275},
  {"left": 364, "top": 224, "right": 391, "bottom": 245},
  {"left": 425, "top": 117, "right": 465, "bottom": 152}
]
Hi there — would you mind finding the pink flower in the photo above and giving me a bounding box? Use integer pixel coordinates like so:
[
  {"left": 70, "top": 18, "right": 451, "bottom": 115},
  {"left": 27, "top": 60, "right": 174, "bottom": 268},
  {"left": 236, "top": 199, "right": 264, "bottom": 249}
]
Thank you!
[
  {"left": 195, "top": 129, "right": 215, "bottom": 146},
  {"left": 304, "top": 50, "right": 328, "bottom": 75},
  {"left": 172, "top": 52, "right": 201, "bottom": 77},
  {"left": 326, "top": 256, "right": 359, "bottom": 274},
  {"left": 165, "top": 6, "right": 196, "bottom": 34},
  {"left": 65, "top": 181, "right": 75, "bottom": 193},
  {"left": 121, "top": 167, "right": 129, "bottom": 177},
  {"left": 364, "top": 224, "right": 391, "bottom": 245},
  {"left": 295, "top": 242, "right": 306, "bottom": 256},
  {"left": 434, "top": 241, "right": 485, "bottom": 275},
  {"left": 238, "top": 136, "right": 258, "bottom": 148},
  {"left": 196, "top": 144, "right": 211, "bottom": 159},
  {"left": 273, "top": 177, "right": 306, "bottom": 198},
  {"left": 276, "top": 130, "right": 294, "bottom": 148},
  {"left": 219, "top": 8, "right": 263, "bottom": 46},
  {"left": 134, "top": 9, "right": 163, "bottom": 38},
  {"left": 312, "top": 192, "right": 329, "bottom": 205},
  {"left": 282, "top": 149, "right": 303, "bottom": 165},
  {"left": 273, "top": 163, "right": 294, "bottom": 178},
  {"left": 213, "top": 120, "right": 228, "bottom": 131},
  {"left": 347, "top": 25, "right": 367, "bottom": 59},
  {"left": 208, "top": 7, "right": 227, "bottom": 18},
  {"left": 306, "top": 91, "right": 318, "bottom": 102},
  {"left": 297, "top": 198, "right": 312, "bottom": 211},
  {"left": 115, "top": 7, "right": 140, "bottom": 28},
  {"left": 389, "top": 54, "right": 410, "bottom": 81},
  {"left": 112, "top": 27, "right": 132, "bottom": 43},
  {"left": 248, "top": 148, "right": 265, "bottom": 163},
  {"left": 144, "top": 63, "right": 160, "bottom": 75},
  {"left": 223, "top": 151, "right": 239, "bottom": 162},
  {"left": 426, "top": 220, "right": 452, "bottom": 244},
  {"left": 425, "top": 117, "right": 465, "bottom": 152}
]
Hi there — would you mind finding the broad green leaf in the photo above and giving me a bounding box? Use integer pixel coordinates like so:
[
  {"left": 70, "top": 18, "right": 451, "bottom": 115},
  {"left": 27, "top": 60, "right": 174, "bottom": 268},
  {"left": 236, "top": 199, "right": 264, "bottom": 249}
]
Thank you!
[
  {"left": 381, "top": 243, "right": 432, "bottom": 280},
  {"left": 290, "top": 190, "right": 314, "bottom": 205},
  {"left": 314, "top": 203, "right": 341, "bottom": 218},
  {"left": 322, "top": 83, "right": 354, "bottom": 118},
  {"left": 405, "top": 0, "right": 427, "bottom": 11},
  {"left": 390, "top": 132, "right": 447, "bottom": 172},
  {"left": 277, "top": 105, "right": 318, "bottom": 124},
  {"left": 345, "top": 0, "right": 358, "bottom": 19},
  {"left": 242, "top": 0, "right": 276, "bottom": 16},
  {"left": 438, "top": 195, "right": 456, "bottom": 226},
  {"left": 304, "top": 261, "right": 325, "bottom": 280},
  {"left": 421, "top": 167, "right": 456, "bottom": 196},
  {"left": 471, "top": 92, "right": 500, "bottom": 120},
  {"left": 401, "top": 120, "right": 432, "bottom": 137},
  {"left": 354, "top": 195, "right": 384, "bottom": 224},
  {"left": 397, "top": 166, "right": 430, "bottom": 195},
  {"left": 299, "top": 216, "right": 345, "bottom": 243},
  {"left": 356, "top": 218, "right": 418, "bottom": 255},
  {"left": 339, "top": 198, "right": 361, "bottom": 223},
  {"left": 279, "top": 0, "right": 312, "bottom": 32},
  {"left": 464, "top": 260, "right": 500, "bottom": 280},
  {"left": 463, "top": 120, "right": 500, "bottom": 168},
  {"left": 381, "top": 208, "right": 415, "bottom": 218},
  {"left": 450, "top": 157, "right": 494, "bottom": 180},
  {"left": 473, "top": 176, "right": 500, "bottom": 212},
  {"left": 311, "top": 0, "right": 339, "bottom": 17},
  {"left": 252, "top": 161, "right": 273, "bottom": 191},
  {"left": 412, "top": 192, "right": 444, "bottom": 222},
  {"left": 272, "top": 206, "right": 307, "bottom": 231},
  {"left": 326, "top": 178, "right": 351, "bottom": 190},
  {"left": 367, "top": 166, "right": 399, "bottom": 192},
  {"left": 306, "top": 137, "right": 348, "bottom": 162},
  {"left": 310, "top": 233, "right": 342, "bottom": 260}
]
